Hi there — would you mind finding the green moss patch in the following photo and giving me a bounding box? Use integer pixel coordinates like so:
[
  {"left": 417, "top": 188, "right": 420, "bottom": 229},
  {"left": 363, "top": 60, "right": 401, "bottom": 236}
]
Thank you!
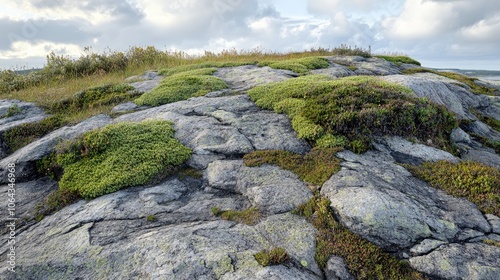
[
  {"left": 243, "top": 147, "right": 342, "bottom": 186},
  {"left": 50, "top": 84, "right": 139, "bottom": 113},
  {"left": 375, "top": 55, "right": 421, "bottom": 66},
  {"left": 56, "top": 120, "right": 192, "bottom": 199},
  {"left": 248, "top": 75, "right": 457, "bottom": 153},
  {"left": 294, "top": 196, "right": 426, "bottom": 279},
  {"left": 254, "top": 247, "right": 289, "bottom": 267},
  {"left": 134, "top": 68, "right": 228, "bottom": 106},
  {"left": 404, "top": 161, "right": 500, "bottom": 216},
  {"left": 1, "top": 104, "right": 22, "bottom": 118},
  {"left": 34, "top": 189, "right": 81, "bottom": 221},
  {"left": 211, "top": 207, "right": 261, "bottom": 225},
  {"left": 257, "top": 57, "right": 330, "bottom": 74}
]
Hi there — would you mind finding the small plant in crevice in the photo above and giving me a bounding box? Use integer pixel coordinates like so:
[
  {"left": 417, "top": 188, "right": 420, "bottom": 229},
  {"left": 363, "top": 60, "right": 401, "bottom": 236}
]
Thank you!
[
  {"left": 483, "top": 239, "right": 500, "bottom": 247},
  {"left": 1, "top": 104, "right": 23, "bottom": 118},
  {"left": 404, "top": 160, "right": 500, "bottom": 216},
  {"left": 34, "top": 188, "right": 81, "bottom": 222},
  {"left": 178, "top": 167, "right": 203, "bottom": 179},
  {"left": 254, "top": 247, "right": 289, "bottom": 267},
  {"left": 211, "top": 207, "right": 261, "bottom": 225},
  {"left": 293, "top": 195, "right": 426, "bottom": 279},
  {"left": 243, "top": 147, "right": 342, "bottom": 186},
  {"left": 469, "top": 133, "right": 500, "bottom": 154},
  {"left": 146, "top": 215, "right": 158, "bottom": 222}
]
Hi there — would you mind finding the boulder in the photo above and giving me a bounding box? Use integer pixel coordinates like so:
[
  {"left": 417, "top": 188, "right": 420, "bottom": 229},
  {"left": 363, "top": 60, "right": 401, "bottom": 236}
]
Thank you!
[
  {"left": 409, "top": 243, "right": 500, "bottom": 279},
  {"left": 214, "top": 65, "right": 296, "bottom": 93}
]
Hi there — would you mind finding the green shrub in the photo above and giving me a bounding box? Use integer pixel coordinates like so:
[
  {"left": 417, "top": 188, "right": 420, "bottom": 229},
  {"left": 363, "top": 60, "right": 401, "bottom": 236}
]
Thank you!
[
  {"left": 50, "top": 84, "right": 138, "bottom": 113},
  {"left": 375, "top": 55, "right": 421, "bottom": 66},
  {"left": 405, "top": 161, "right": 500, "bottom": 216},
  {"left": 56, "top": 120, "right": 192, "bottom": 199},
  {"left": 4, "top": 114, "right": 66, "bottom": 153},
  {"left": 211, "top": 207, "right": 261, "bottom": 225},
  {"left": 316, "top": 134, "right": 349, "bottom": 148},
  {"left": 146, "top": 215, "right": 157, "bottom": 222},
  {"left": 248, "top": 75, "right": 457, "bottom": 153},
  {"left": 294, "top": 196, "right": 426, "bottom": 279},
  {"left": 258, "top": 57, "right": 330, "bottom": 74},
  {"left": 254, "top": 248, "right": 289, "bottom": 267},
  {"left": 243, "top": 147, "right": 342, "bottom": 186},
  {"left": 134, "top": 68, "right": 228, "bottom": 106}
]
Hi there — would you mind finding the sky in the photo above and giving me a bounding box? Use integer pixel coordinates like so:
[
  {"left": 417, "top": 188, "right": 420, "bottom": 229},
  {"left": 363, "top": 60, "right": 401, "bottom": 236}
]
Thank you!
[{"left": 0, "top": 0, "right": 499, "bottom": 71}]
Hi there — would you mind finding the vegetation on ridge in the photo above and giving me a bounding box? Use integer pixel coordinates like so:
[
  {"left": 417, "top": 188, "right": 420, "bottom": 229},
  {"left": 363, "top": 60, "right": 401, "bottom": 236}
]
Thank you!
[
  {"left": 248, "top": 75, "right": 458, "bottom": 153},
  {"left": 375, "top": 55, "right": 421, "bottom": 66},
  {"left": 405, "top": 160, "right": 500, "bottom": 216},
  {"left": 254, "top": 248, "right": 290, "bottom": 267}
]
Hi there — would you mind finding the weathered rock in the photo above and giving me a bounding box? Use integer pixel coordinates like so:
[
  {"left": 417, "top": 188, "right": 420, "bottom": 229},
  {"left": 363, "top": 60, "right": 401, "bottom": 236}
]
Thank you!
[
  {"left": 214, "top": 65, "right": 296, "bottom": 93},
  {"left": 409, "top": 243, "right": 500, "bottom": 279},
  {"left": 128, "top": 70, "right": 163, "bottom": 93},
  {"left": 324, "top": 256, "right": 355, "bottom": 280},
  {"left": 326, "top": 56, "right": 402, "bottom": 76},
  {"left": 207, "top": 160, "right": 313, "bottom": 214},
  {"left": 373, "top": 136, "right": 458, "bottom": 165},
  {"left": 0, "top": 114, "right": 112, "bottom": 183},
  {"left": 111, "top": 101, "right": 150, "bottom": 114},
  {"left": 486, "top": 214, "right": 500, "bottom": 234},
  {"left": 310, "top": 63, "right": 355, "bottom": 78},
  {"left": 450, "top": 127, "right": 472, "bottom": 145},
  {"left": 321, "top": 149, "right": 491, "bottom": 251},
  {"left": 0, "top": 175, "right": 320, "bottom": 280},
  {"left": 410, "top": 239, "right": 447, "bottom": 256},
  {"left": 461, "top": 148, "right": 500, "bottom": 169}
]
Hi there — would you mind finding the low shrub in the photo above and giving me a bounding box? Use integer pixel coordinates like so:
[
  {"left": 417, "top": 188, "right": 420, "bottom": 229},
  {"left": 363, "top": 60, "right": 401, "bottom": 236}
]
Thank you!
[
  {"left": 294, "top": 196, "right": 426, "bottom": 279},
  {"left": 146, "top": 215, "right": 157, "bottom": 222},
  {"left": 258, "top": 57, "right": 330, "bottom": 74},
  {"left": 254, "top": 248, "right": 289, "bottom": 266},
  {"left": 4, "top": 114, "right": 66, "bottom": 153},
  {"left": 375, "top": 55, "right": 421, "bottom": 66},
  {"left": 134, "top": 68, "right": 228, "bottom": 106},
  {"left": 211, "top": 207, "right": 261, "bottom": 225},
  {"left": 248, "top": 75, "right": 457, "bottom": 153},
  {"left": 404, "top": 161, "right": 500, "bottom": 216},
  {"left": 34, "top": 188, "right": 81, "bottom": 221},
  {"left": 56, "top": 120, "right": 192, "bottom": 199},
  {"left": 243, "top": 147, "right": 342, "bottom": 186}
]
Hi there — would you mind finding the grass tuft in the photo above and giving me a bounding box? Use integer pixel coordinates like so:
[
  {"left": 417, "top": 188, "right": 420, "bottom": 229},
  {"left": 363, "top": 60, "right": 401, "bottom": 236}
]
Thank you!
[
  {"left": 56, "top": 120, "right": 192, "bottom": 199},
  {"left": 243, "top": 147, "right": 342, "bottom": 186},
  {"left": 258, "top": 57, "right": 330, "bottom": 74},
  {"left": 404, "top": 161, "right": 500, "bottom": 216},
  {"left": 293, "top": 195, "right": 426, "bottom": 279},
  {"left": 254, "top": 248, "right": 289, "bottom": 266},
  {"left": 375, "top": 55, "right": 421, "bottom": 66},
  {"left": 34, "top": 189, "right": 81, "bottom": 222}
]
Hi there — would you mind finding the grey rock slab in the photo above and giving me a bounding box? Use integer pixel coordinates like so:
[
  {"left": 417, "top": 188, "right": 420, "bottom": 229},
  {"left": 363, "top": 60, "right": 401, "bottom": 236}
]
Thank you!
[
  {"left": 409, "top": 243, "right": 500, "bottom": 280},
  {"left": 214, "top": 65, "right": 296, "bottom": 93},
  {"left": 128, "top": 70, "right": 163, "bottom": 93},
  {"left": 456, "top": 229, "right": 485, "bottom": 241},
  {"left": 111, "top": 101, "right": 151, "bottom": 114},
  {"left": 450, "top": 127, "right": 472, "bottom": 145},
  {"left": 321, "top": 150, "right": 491, "bottom": 251},
  {"left": 0, "top": 114, "right": 112, "bottom": 183},
  {"left": 374, "top": 136, "right": 458, "bottom": 165},
  {"left": 0, "top": 99, "right": 47, "bottom": 133},
  {"left": 486, "top": 234, "right": 500, "bottom": 242},
  {"left": 465, "top": 120, "right": 500, "bottom": 143},
  {"left": 310, "top": 63, "right": 355, "bottom": 78},
  {"left": 486, "top": 214, "right": 500, "bottom": 234},
  {"left": 380, "top": 74, "right": 481, "bottom": 120},
  {"left": 206, "top": 160, "right": 242, "bottom": 191},
  {"left": 462, "top": 148, "right": 500, "bottom": 169},
  {"left": 410, "top": 239, "right": 447, "bottom": 256},
  {"left": 326, "top": 56, "right": 402, "bottom": 76},
  {"left": 324, "top": 256, "right": 355, "bottom": 280}
]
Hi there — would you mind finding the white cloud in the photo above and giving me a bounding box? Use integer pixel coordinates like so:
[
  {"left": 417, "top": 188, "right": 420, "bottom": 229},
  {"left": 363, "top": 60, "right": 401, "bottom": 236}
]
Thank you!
[{"left": 0, "top": 40, "right": 82, "bottom": 59}]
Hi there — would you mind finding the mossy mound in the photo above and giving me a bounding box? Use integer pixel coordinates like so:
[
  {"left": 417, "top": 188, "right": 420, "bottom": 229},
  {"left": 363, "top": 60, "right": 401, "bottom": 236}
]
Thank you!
[
  {"left": 134, "top": 68, "right": 228, "bottom": 106},
  {"left": 50, "top": 84, "right": 139, "bottom": 113},
  {"left": 294, "top": 196, "right": 426, "bottom": 279},
  {"left": 375, "top": 55, "right": 421, "bottom": 66},
  {"left": 257, "top": 57, "right": 330, "bottom": 74},
  {"left": 254, "top": 248, "right": 289, "bottom": 267},
  {"left": 243, "top": 147, "right": 342, "bottom": 186},
  {"left": 158, "top": 61, "right": 254, "bottom": 77},
  {"left": 405, "top": 161, "right": 500, "bottom": 216},
  {"left": 248, "top": 75, "right": 457, "bottom": 153},
  {"left": 56, "top": 120, "right": 192, "bottom": 199}
]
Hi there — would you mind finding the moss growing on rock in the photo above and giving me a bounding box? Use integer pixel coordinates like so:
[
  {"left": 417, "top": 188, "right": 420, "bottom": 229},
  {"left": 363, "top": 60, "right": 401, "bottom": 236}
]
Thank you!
[
  {"left": 158, "top": 61, "right": 254, "bottom": 77},
  {"left": 248, "top": 75, "right": 457, "bottom": 153},
  {"left": 34, "top": 189, "right": 81, "bottom": 221},
  {"left": 375, "top": 55, "right": 421, "bottom": 66},
  {"left": 211, "top": 207, "right": 261, "bottom": 225},
  {"left": 254, "top": 247, "right": 289, "bottom": 267},
  {"left": 258, "top": 57, "right": 330, "bottom": 74},
  {"left": 243, "top": 147, "right": 342, "bottom": 186},
  {"left": 294, "top": 196, "right": 426, "bottom": 279},
  {"left": 405, "top": 161, "right": 500, "bottom": 216},
  {"left": 56, "top": 120, "right": 192, "bottom": 199},
  {"left": 134, "top": 68, "right": 228, "bottom": 106}
]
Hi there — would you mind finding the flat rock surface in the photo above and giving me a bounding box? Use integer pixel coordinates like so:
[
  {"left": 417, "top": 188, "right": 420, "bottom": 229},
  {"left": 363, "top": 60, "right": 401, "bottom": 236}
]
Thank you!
[{"left": 214, "top": 65, "right": 297, "bottom": 92}]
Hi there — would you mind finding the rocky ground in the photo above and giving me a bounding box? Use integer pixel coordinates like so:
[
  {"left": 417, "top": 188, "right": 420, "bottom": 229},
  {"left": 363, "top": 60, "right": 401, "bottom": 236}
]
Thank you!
[{"left": 0, "top": 56, "right": 499, "bottom": 279}]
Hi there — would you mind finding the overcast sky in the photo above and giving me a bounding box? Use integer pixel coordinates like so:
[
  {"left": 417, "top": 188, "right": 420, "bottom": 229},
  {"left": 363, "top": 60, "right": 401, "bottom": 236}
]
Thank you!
[{"left": 1, "top": 0, "right": 499, "bottom": 70}]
